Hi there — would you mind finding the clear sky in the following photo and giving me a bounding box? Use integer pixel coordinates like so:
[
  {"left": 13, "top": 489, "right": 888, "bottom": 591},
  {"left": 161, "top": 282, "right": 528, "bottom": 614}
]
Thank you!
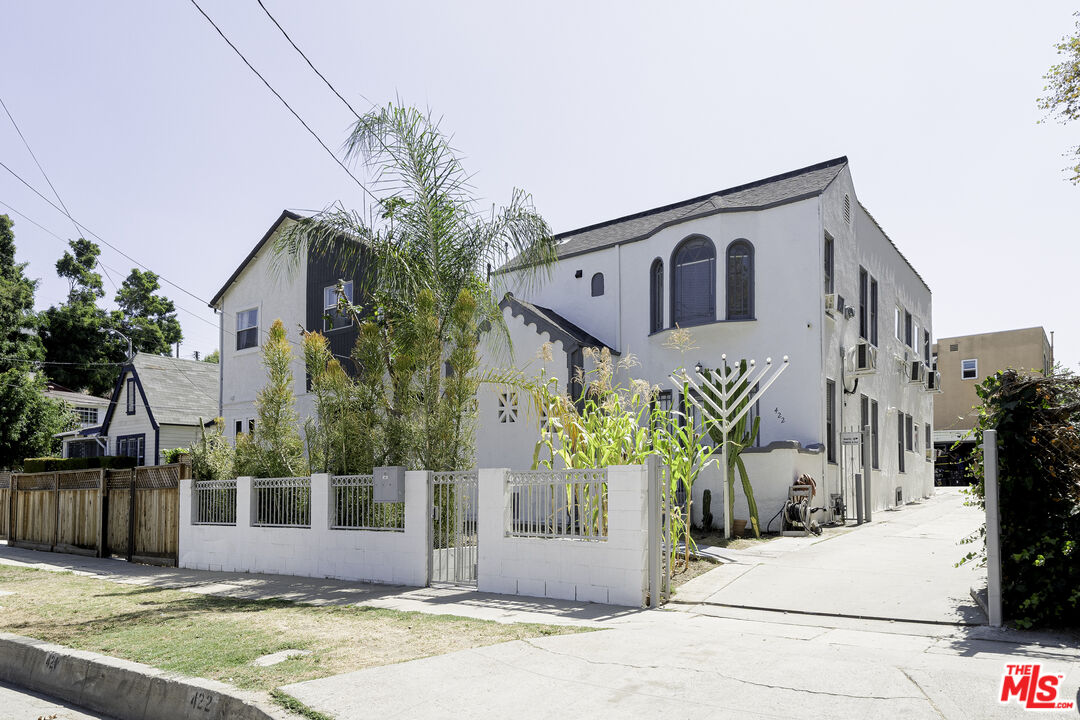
[{"left": 2, "top": 1, "right": 1078, "bottom": 370}]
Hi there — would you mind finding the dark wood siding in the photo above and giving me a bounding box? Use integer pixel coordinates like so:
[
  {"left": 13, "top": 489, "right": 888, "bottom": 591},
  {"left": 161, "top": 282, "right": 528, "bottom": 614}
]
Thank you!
[{"left": 305, "top": 241, "right": 372, "bottom": 374}]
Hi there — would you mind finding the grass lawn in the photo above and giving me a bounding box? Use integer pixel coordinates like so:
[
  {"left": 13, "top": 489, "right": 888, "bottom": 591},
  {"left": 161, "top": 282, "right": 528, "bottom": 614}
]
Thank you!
[{"left": 0, "top": 564, "right": 587, "bottom": 695}]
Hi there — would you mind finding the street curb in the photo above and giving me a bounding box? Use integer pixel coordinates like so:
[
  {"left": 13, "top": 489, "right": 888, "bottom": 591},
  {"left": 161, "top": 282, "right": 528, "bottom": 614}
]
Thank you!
[{"left": 0, "top": 632, "right": 293, "bottom": 720}]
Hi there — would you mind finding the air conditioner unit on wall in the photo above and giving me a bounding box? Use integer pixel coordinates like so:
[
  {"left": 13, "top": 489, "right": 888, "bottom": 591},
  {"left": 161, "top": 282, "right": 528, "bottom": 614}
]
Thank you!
[
  {"left": 925, "top": 370, "right": 943, "bottom": 393},
  {"left": 907, "top": 360, "right": 927, "bottom": 385},
  {"left": 851, "top": 340, "right": 877, "bottom": 374}
]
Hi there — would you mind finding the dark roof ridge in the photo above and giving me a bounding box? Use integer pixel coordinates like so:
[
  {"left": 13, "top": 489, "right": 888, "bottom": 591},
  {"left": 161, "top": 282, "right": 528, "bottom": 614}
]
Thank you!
[{"left": 553, "top": 156, "right": 849, "bottom": 241}]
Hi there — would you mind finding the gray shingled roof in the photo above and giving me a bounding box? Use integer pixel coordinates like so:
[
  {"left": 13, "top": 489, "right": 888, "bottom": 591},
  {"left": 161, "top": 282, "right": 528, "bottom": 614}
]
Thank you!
[
  {"left": 498, "top": 158, "right": 848, "bottom": 274},
  {"left": 133, "top": 354, "right": 219, "bottom": 426},
  {"left": 551, "top": 157, "right": 847, "bottom": 259},
  {"left": 501, "top": 294, "right": 615, "bottom": 354}
]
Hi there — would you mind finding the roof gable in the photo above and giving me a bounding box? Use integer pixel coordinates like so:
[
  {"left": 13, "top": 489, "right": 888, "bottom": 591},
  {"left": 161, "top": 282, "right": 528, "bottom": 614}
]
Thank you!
[
  {"left": 210, "top": 210, "right": 301, "bottom": 307},
  {"left": 501, "top": 293, "right": 616, "bottom": 355},
  {"left": 98, "top": 354, "right": 219, "bottom": 435}
]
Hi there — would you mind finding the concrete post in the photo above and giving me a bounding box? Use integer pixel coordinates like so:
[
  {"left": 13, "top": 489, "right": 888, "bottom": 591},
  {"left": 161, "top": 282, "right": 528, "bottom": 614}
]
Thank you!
[
  {"left": 402, "top": 471, "right": 430, "bottom": 587},
  {"left": 475, "top": 468, "right": 508, "bottom": 594},
  {"left": 237, "top": 477, "right": 253, "bottom": 528},
  {"left": 854, "top": 472, "right": 864, "bottom": 525},
  {"left": 646, "top": 456, "right": 661, "bottom": 608},
  {"left": 984, "top": 429, "right": 1003, "bottom": 627},
  {"left": 862, "top": 423, "right": 873, "bottom": 522},
  {"left": 310, "top": 473, "right": 330, "bottom": 533}
]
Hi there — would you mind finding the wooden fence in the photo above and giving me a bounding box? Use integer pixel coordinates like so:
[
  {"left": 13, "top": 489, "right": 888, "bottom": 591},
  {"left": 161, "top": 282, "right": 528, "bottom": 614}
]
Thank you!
[{"left": 2, "top": 463, "right": 187, "bottom": 566}]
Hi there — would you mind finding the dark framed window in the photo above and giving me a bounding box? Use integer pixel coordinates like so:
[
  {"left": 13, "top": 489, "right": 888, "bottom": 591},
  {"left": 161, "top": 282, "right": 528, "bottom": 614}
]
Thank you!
[
  {"left": 923, "top": 330, "right": 931, "bottom": 365},
  {"left": 116, "top": 434, "right": 146, "bottom": 466},
  {"left": 323, "top": 281, "right": 354, "bottom": 332},
  {"left": 590, "top": 273, "right": 604, "bottom": 297},
  {"left": 897, "top": 413, "right": 905, "bottom": 473},
  {"left": 858, "top": 267, "right": 868, "bottom": 340},
  {"left": 925, "top": 425, "right": 932, "bottom": 462},
  {"left": 236, "top": 307, "right": 259, "bottom": 350},
  {"left": 248, "top": 418, "right": 256, "bottom": 434},
  {"left": 725, "top": 239, "right": 754, "bottom": 320},
  {"left": 859, "top": 394, "right": 869, "bottom": 467},
  {"left": 651, "top": 389, "right": 673, "bottom": 435},
  {"left": 826, "top": 379, "right": 836, "bottom": 463},
  {"left": 906, "top": 414, "right": 914, "bottom": 451},
  {"left": 234, "top": 420, "right": 243, "bottom": 437},
  {"left": 871, "top": 399, "right": 880, "bottom": 469},
  {"left": 649, "top": 259, "right": 664, "bottom": 332},
  {"left": 823, "top": 233, "right": 834, "bottom": 294},
  {"left": 126, "top": 378, "right": 136, "bottom": 415},
  {"left": 870, "top": 277, "right": 879, "bottom": 346},
  {"left": 671, "top": 236, "right": 715, "bottom": 326},
  {"left": 962, "top": 358, "right": 977, "bottom": 380},
  {"left": 904, "top": 310, "right": 913, "bottom": 347}
]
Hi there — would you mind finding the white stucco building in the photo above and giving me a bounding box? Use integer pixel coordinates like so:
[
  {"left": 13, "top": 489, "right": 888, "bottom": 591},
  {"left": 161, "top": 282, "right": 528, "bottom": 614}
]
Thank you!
[
  {"left": 213, "top": 157, "right": 935, "bottom": 528},
  {"left": 485, "top": 157, "right": 935, "bottom": 526}
]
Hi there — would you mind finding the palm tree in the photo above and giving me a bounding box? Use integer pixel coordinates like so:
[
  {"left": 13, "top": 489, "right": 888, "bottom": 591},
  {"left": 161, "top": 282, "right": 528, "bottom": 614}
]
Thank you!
[{"left": 273, "top": 103, "right": 558, "bottom": 470}]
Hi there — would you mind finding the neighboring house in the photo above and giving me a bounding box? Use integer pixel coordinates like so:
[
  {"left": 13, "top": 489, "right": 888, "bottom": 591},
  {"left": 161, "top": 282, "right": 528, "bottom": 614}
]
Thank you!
[
  {"left": 490, "top": 156, "right": 936, "bottom": 523},
  {"left": 210, "top": 210, "right": 371, "bottom": 439},
  {"left": 931, "top": 326, "right": 1054, "bottom": 484},
  {"left": 215, "top": 157, "right": 936, "bottom": 526},
  {"left": 68, "top": 353, "right": 219, "bottom": 466},
  {"left": 46, "top": 382, "right": 111, "bottom": 459}
]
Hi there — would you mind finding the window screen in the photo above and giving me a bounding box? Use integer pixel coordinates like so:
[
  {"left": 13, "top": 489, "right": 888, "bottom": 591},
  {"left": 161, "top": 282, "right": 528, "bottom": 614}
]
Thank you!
[
  {"left": 726, "top": 240, "right": 754, "bottom": 320},
  {"left": 236, "top": 308, "right": 259, "bottom": 350},
  {"left": 672, "top": 237, "right": 715, "bottom": 326},
  {"left": 591, "top": 273, "right": 604, "bottom": 297}
]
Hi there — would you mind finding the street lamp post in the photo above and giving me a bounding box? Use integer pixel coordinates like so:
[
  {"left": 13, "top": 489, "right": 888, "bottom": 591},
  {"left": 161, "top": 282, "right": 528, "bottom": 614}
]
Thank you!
[{"left": 104, "top": 328, "right": 133, "bottom": 362}]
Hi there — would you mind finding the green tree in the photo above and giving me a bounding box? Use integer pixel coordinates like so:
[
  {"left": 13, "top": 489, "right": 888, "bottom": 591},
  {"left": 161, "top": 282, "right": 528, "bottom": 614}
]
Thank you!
[
  {"left": 1039, "top": 12, "right": 1080, "bottom": 183},
  {"left": 276, "top": 103, "right": 557, "bottom": 471},
  {"left": 110, "top": 268, "right": 182, "bottom": 356},
  {"left": 0, "top": 368, "right": 76, "bottom": 469},
  {"left": 202, "top": 349, "right": 219, "bottom": 363},
  {"left": 0, "top": 214, "right": 43, "bottom": 361},
  {"left": 41, "top": 238, "right": 123, "bottom": 394},
  {"left": 235, "top": 319, "right": 306, "bottom": 478}
]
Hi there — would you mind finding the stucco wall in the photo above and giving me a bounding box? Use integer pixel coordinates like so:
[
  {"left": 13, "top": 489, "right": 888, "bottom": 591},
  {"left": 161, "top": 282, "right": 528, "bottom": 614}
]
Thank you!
[
  {"left": 179, "top": 472, "right": 429, "bottom": 586},
  {"left": 217, "top": 219, "right": 315, "bottom": 438}
]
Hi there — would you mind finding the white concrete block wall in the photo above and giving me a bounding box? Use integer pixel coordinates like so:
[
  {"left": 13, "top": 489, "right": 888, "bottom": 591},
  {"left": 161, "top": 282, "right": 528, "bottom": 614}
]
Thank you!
[
  {"left": 476, "top": 466, "right": 649, "bottom": 607},
  {"left": 179, "top": 472, "right": 429, "bottom": 587}
]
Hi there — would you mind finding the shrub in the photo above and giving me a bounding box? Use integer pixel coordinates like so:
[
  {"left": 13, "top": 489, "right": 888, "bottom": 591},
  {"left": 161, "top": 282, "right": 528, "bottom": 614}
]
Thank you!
[
  {"left": 162, "top": 448, "right": 186, "bottom": 464},
  {"left": 21, "top": 456, "right": 137, "bottom": 473},
  {"left": 189, "top": 418, "right": 235, "bottom": 481},
  {"left": 962, "top": 368, "right": 1080, "bottom": 628}
]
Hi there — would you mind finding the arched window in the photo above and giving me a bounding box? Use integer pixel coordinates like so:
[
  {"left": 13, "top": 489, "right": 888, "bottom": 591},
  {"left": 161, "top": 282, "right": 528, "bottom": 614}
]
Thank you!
[
  {"left": 726, "top": 239, "right": 754, "bottom": 319},
  {"left": 591, "top": 272, "right": 605, "bottom": 297},
  {"left": 649, "top": 258, "right": 663, "bottom": 332},
  {"left": 671, "top": 236, "right": 715, "bottom": 326}
]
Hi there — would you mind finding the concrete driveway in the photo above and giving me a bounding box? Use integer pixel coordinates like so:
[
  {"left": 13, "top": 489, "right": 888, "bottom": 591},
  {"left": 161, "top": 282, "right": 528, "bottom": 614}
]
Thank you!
[{"left": 675, "top": 487, "right": 987, "bottom": 624}]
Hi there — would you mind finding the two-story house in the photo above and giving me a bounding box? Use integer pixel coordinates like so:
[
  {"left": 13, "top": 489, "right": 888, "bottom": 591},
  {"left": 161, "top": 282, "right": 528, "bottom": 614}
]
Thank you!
[{"left": 488, "top": 157, "right": 936, "bottom": 525}]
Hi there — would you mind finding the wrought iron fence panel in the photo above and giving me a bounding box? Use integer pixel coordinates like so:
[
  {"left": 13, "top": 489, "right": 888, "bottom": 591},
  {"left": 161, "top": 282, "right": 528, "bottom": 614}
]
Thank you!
[
  {"left": 431, "top": 471, "right": 479, "bottom": 586},
  {"left": 193, "top": 479, "right": 237, "bottom": 525},
  {"left": 252, "top": 477, "right": 310, "bottom": 528},
  {"left": 330, "top": 474, "right": 404, "bottom": 531},
  {"left": 506, "top": 469, "right": 608, "bottom": 540}
]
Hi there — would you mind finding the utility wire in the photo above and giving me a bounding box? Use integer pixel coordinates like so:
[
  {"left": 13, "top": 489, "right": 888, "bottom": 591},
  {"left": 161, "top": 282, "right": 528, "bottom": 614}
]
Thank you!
[
  {"left": 255, "top": 0, "right": 367, "bottom": 120},
  {"left": 189, "top": 0, "right": 380, "bottom": 208}
]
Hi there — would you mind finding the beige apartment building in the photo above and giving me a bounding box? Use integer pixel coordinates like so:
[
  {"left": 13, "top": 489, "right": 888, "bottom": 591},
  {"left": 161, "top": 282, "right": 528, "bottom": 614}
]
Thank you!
[{"left": 931, "top": 326, "right": 1053, "bottom": 484}]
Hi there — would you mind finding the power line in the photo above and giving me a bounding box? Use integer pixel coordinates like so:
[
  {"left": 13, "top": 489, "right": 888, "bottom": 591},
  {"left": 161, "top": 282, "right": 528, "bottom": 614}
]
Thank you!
[
  {"left": 0, "top": 199, "right": 219, "bottom": 333},
  {"left": 0, "top": 94, "right": 82, "bottom": 241},
  {"left": 0, "top": 159, "right": 218, "bottom": 311},
  {"left": 255, "top": 0, "right": 367, "bottom": 120},
  {"left": 189, "top": 0, "right": 380, "bottom": 208}
]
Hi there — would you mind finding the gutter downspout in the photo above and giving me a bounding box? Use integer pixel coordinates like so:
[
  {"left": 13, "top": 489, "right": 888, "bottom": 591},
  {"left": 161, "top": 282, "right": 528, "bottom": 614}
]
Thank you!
[{"left": 217, "top": 307, "right": 224, "bottom": 418}]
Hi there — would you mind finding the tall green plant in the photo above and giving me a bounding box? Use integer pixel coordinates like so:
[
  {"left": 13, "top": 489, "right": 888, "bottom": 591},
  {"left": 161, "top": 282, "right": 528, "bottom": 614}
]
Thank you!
[
  {"left": 189, "top": 417, "right": 235, "bottom": 481},
  {"left": 235, "top": 319, "right": 306, "bottom": 478},
  {"left": 704, "top": 359, "right": 762, "bottom": 538}
]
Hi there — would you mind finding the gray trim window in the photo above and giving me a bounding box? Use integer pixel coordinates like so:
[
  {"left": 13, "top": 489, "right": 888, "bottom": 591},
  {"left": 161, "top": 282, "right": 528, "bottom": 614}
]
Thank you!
[
  {"left": 924, "top": 330, "right": 931, "bottom": 365},
  {"left": 234, "top": 420, "right": 242, "bottom": 437},
  {"left": 871, "top": 399, "right": 880, "bottom": 469},
  {"left": 905, "top": 310, "right": 913, "bottom": 347},
  {"left": 590, "top": 272, "right": 604, "bottom": 297},
  {"left": 126, "top": 378, "right": 135, "bottom": 415},
  {"left": 870, "top": 277, "right": 879, "bottom": 346},
  {"left": 323, "top": 281, "right": 353, "bottom": 332},
  {"left": 897, "top": 413, "right": 905, "bottom": 473},
  {"left": 858, "top": 267, "right": 868, "bottom": 340},
  {"left": 248, "top": 418, "right": 255, "bottom": 434},
  {"left": 671, "top": 236, "right": 716, "bottom": 326},
  {"left": 75, "top": 407, "right": 99, "bottom": 425},
  {"left": 823, "top": 233, "right": 834, "bottom": 294},
  {"left": 649, "top": 258, "right": 663, "bottom": 333},
  {"left": 725, "top": 239, "right": 754, "bottom": 320},
  {"left": 116, "top": 434, "right": 145, "bottom": 466},
  {"left": 236, "top": 307, "right": 259, "bottom": 350},
  {"left": 895, "top": 306, "right": 903, "bottom": 342},
  {"left": 925, "top": 425, "right": 932, "bottom": 461},
  {"left": 906, "top": 414, "right": 914, "bottom": 451},
  {"left": 826, "top": 379, "right": 836, "bottom": 464},
  {"left": 962, "top": 358, "right": 978, "bottom": 380},
  {"left": 859, "top": 394, "right": 869, "bottom": 467}
]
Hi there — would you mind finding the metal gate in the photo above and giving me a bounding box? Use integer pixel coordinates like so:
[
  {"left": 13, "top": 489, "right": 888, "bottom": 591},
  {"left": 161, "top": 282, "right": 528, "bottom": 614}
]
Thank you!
[{"left": 430, "top": 471, "right": 479, "bottom": 587}]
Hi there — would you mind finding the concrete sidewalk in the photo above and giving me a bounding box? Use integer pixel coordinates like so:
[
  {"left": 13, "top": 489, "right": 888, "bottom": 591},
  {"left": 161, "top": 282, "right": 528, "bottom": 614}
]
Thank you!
[
  {"left": 0, "top": 543, "right": 636, "bottom": 628},
  {"left": 675, "top": 487, "right": 987, "bottom": 624}
]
